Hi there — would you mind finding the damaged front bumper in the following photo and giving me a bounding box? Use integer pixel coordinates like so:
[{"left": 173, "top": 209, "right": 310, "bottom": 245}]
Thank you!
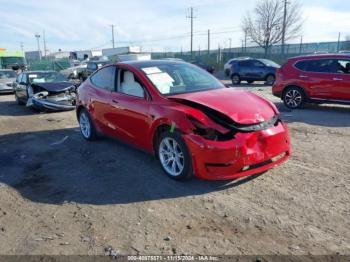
[
  {"left": 183, "top": 121, "right": 291, "bottom": 181},
  {"left": 27, "top": 91, "right": 76, "bottom": 111}
]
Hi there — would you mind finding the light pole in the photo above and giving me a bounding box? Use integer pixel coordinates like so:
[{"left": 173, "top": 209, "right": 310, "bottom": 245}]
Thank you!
[
  {"left": 35, "top": 33, "right": 41, "bottom": 60},
  {"left": 229, "top": 38, "right": 232, "bottom": 55}
]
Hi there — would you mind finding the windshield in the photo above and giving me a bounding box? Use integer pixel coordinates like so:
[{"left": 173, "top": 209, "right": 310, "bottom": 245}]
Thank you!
[
  {"left": 0, "top": 70, "right": 16, "bottom": 79},
  {"left": 28, "top": 72, "right": 68, "bottom": 83},
  {"left": 140, "top": 63, "right": 224, "bottom": 95},
  {"left": 259, "top": 59, "right": 280, "bottom": 68}
]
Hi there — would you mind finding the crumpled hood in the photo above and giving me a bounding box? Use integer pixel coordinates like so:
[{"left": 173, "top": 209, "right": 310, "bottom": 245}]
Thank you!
[
  {"left": 169, "top": 88, "right": 277, "bottom": 124},
  {"left": 31, "top": 82, "right": 74, "bottom": 93}
]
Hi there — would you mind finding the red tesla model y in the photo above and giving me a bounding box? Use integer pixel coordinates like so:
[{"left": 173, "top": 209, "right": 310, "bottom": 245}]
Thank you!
[{"left": 76, "top": 60, "right": 291, "bottom": 181}]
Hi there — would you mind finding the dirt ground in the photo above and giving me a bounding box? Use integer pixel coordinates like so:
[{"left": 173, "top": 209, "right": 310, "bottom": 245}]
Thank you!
[{"left": 0, "top": 80, "right": 349, "bottom": 256}]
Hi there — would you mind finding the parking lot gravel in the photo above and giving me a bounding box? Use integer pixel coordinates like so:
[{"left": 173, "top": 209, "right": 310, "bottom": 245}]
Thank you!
[{"left": 0, "top": 82, "right": 349, "bottom": 255}]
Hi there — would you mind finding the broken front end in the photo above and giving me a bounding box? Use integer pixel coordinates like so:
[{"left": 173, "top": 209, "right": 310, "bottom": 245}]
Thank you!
[
  {"left": 27, "top": 83, "right": 76, "bottom": 111},
  {"left": 174, "top": 98, "right": 291, "bottom": 180}
]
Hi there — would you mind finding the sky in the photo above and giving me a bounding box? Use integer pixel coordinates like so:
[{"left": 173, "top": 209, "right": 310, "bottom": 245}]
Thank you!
[{"left": 0, "top": 0, "right": 349, "bottom": 53}]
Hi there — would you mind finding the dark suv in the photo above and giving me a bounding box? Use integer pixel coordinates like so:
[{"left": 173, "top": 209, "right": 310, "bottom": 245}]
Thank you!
[{"left": 230, "top": 58, "right": 280, "bottom": 85}]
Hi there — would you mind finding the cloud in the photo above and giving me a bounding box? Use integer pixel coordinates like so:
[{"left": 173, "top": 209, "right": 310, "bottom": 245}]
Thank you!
[{"left": 0, "top": 0, "right": 349, "bottom": 53}]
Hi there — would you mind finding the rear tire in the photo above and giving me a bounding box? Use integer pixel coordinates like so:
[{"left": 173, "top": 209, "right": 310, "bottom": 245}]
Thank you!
[
  {"left": 78, "top": 108, "right": 97, "bottom": 141},
  {"left": 283, "top": 86, "right": 305, "bottom": 109},
  {"left": 225, "top": 69, "right": 230, "bottom": 77},
  {"left": 157, "top": 131, "right": 193, "bottom": 181},
  {"left": 231, "top": 74, "right": 241, "bottom": 85}
]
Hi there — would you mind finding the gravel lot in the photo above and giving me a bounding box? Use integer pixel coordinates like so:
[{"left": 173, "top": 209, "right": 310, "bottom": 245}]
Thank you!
[{"left": 0, "top": 80, "right": 349, "bottom": 256}]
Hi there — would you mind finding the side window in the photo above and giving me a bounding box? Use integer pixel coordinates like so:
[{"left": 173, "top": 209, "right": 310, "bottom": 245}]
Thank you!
[
  {"left": 337, "top": 60, "right": 350, "bottom": 74},
  {"left": 252, "top": 60, "right": 265, "bottom": 67},
  {"left": 118, "top": 70, "right": 145, "bottom": 98},
  {"left": 90, "top": 66, "right": 116, "bottom": 91},
  {"left": 295, "top": 59, "right": 336, "bottom": 73},
  {"left": 295, "top": 60, "right": 309, "bottom": 71},
  {"left": 87, "top": 63, "right": 98, "bottom": 71},
  {"left": 238, "top": 60, "right": 252, "bottom": 67}
]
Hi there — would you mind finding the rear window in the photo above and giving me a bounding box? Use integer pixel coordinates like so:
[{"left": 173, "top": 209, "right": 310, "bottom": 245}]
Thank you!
[{"left": 295, "top": 59, "right": 337, "bottom": 73}]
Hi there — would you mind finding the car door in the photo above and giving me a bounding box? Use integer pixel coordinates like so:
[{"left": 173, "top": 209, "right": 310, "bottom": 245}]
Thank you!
[
  {"left": 238, "top": 60, "right": 252, "bottom": 79},
  {"left": 15, "top": 73, "right": 28, "bottom": 101},
  {"left": 250, "top": 60, "right": 266, "bottom": 79},
  {"left": 294, "top": 59, "right": 335, "bottom": 99},
  {"left": 106, "top": 66, "right": 152, "bottom": 150},
  {"left": 88, "top": 65, "right": 118, "bottom": 136},
  {"left": 332, "top": 59, "right": 350, "bottom": 101}
]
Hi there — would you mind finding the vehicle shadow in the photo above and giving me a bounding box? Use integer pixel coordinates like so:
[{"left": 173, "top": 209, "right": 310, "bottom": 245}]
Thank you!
[
  {"left": 0, "top": 99, "right": 38, "bottom": 116},
  {"left": 276, "top": 102, "right": 350, "bottom": 128},
  {"left": 0, "top": 99, "right": 73, "bottom": 117},
  {"left": 0, "top": 128, "right": 264, "bottom": 206}
]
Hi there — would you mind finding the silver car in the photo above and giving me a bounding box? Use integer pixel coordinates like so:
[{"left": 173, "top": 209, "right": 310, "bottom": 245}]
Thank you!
[{"left": 0, "top": 69, "right": 17, "bottom": 93}]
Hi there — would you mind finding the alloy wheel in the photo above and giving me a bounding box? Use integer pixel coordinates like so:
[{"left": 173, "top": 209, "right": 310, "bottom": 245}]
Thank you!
[
  {"left": 285, "top": 89, "right": 302, "bottom": 108},
  {"left": 159, "top": 137, "right": 185, "bottom": 177},
  {"left": 232, "top": 75, "right": 240, "bottom": 84},
  {"left": 79, "top": 112, "right": 91, "bottom": 138}
]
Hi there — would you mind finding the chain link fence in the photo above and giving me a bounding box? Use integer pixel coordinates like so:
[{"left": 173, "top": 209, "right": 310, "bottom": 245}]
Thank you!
[{"left": 152, "top": 40, "right": 350, "bottom": 71}]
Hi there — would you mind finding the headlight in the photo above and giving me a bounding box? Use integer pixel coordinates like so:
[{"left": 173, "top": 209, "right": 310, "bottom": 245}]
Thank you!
[{"left": 187, "top": 115, "right": 219, "bottom": 141}]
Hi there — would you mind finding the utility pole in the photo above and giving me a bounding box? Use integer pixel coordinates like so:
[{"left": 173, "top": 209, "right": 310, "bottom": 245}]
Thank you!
[
  {"left": 35, "top": 33, "right": 41, "bottom": 61},
  {"left": 187, "top": 7, "right": 196, "bottom": 57},
  {"left": 244, "top": 30, "right": 248, "bottom": 53},
  {"left": 229, "top": 38, "right": 232, "bottom": 55},
  {"left": 43, "top": 30, "right": 47, "bottom": 58},
  {"left": 20, "top": 42, "right": 24, "bottom": 55},
  {"left": 337, "top": 32, "right": 341, "bottom": 52},
  {"left": 207, "top": 29, "right": 210, "bottom": 55},
  {"left": 110, "top": 25, "right": 115, "bottom": 48},
  {"left": 281, "top": 0, "right": 289, "bottom": 55},
  {"left": 299, "top": 36, "right": 303, "bottom": 54}
]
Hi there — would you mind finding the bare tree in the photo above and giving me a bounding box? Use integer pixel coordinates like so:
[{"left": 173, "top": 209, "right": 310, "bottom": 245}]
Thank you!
[{"left": 242, "top": 0, "right": 303, "bottom": 56}]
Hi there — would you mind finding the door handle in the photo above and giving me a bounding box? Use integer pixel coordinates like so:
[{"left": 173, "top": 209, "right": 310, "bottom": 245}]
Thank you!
[
  {"left": 299, "top": 75, "right": 308, "bottom": 78},
  {"left": 333, "top": 78, "right": 343, "bottom": 81},
  {"left": 112, "top": 99, "right": 119, "bottom": 104}
]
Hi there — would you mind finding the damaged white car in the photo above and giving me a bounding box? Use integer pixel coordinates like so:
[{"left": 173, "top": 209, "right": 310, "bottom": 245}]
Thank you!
[{"left": 13, "top": 71, "right": 77, "bottom": 111}]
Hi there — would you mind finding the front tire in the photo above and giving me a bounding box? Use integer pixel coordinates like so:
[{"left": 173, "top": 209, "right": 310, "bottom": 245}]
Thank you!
[
  {"left": 265, "top": 74, "right": 276, "bottom": 85},
  {"left": 283, "top": 86, "right": 305, "bottom": 109},
  {"left": 79, "top": 109, "right": 97, "bottom": 141},
  {"left": 15, "top": 93, "right": 24, "bottom": 105},
  {"left": 231, "top": 74, "right": 241, "bottom": 85},
  {"left": 157, "top": 131, "right": 193, "bottom": 181}
]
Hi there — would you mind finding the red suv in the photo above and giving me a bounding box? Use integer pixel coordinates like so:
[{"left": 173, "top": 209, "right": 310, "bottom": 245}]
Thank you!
[{"left": 272, "top": 54, "right": 350, "bottom": 109}]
